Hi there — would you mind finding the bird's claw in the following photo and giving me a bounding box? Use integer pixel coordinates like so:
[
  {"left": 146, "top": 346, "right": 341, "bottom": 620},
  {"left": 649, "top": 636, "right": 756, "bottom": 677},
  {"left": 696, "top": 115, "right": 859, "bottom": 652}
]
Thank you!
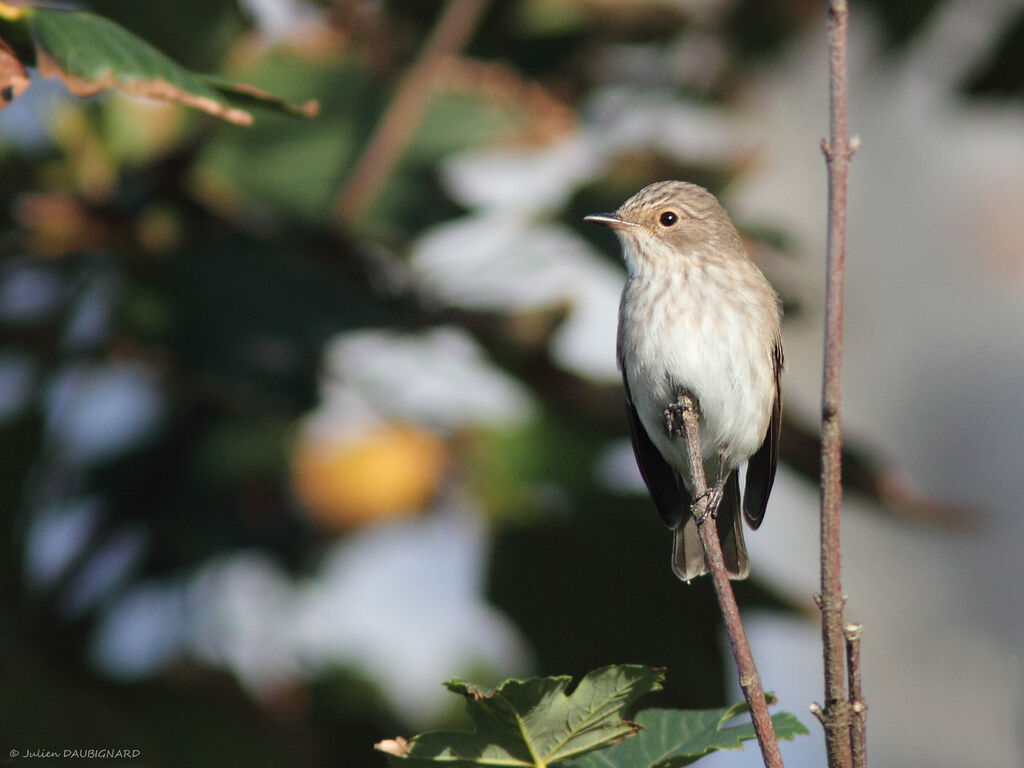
[
  {"left": 664, "top": 398, "right": 694, "bottom": 438},
  {"left": 690, "top": 483, "right": 724, "bottom": 524}
]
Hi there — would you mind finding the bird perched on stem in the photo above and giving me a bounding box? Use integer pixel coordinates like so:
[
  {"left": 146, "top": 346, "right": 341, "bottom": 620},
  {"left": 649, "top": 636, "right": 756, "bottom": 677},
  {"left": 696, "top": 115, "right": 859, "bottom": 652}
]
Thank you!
[{"left": 586, "top": 181, "right": 783, "bottom": 581}]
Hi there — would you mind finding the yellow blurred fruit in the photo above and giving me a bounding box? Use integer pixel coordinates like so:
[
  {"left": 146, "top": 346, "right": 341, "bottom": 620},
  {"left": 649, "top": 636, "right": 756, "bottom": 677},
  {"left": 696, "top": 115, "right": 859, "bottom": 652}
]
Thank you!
[{"left": 292, "top": 424, "right": 447, "bottom": 531}]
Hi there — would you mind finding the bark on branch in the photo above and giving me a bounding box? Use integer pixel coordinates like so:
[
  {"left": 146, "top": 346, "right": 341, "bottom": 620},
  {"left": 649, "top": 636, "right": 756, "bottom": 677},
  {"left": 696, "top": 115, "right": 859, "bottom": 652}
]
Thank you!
[
  {"left": 814, "top": 1, "right": 866, "bottom": 766},
  {"left": 676, "top": 394, "right": 785, "bottom": 768}
]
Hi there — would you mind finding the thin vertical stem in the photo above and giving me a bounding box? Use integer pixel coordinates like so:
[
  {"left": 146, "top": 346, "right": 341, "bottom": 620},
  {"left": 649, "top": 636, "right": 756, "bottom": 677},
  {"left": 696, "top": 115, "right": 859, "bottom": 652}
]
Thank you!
[
  {"left": 678, "top": 395, "right": 784, "bottom": 768},
  {"left": 814, "top": 0, "right": 860, "bottom": 766},
  {"left": 845, "top": 624, "right": 868, "bottom": 768}
]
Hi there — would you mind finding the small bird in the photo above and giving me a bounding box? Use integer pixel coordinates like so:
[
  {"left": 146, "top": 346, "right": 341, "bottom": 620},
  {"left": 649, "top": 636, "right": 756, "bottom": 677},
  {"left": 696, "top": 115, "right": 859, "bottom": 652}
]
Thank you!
[{"left": 586, "top": 181, "right": 783, "bottom": 581}]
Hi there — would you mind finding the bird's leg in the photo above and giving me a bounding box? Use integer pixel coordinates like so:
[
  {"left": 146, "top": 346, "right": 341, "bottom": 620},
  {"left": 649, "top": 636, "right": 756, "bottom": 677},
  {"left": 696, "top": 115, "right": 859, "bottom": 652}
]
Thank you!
[
  {"left": 691, "top": 461, "right": 728, "bottom": 525},
  {"left": 665, "top": 393, "right": 724, "bottom": 523}
]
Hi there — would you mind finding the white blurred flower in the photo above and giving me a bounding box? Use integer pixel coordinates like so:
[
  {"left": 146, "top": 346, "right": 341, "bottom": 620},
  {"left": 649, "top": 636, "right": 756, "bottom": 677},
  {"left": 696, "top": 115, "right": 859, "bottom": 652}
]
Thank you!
[
  {"left": 588, "top": 33, "right": 729, "bottom": 92},
  {"left": 62, "top": 525, "right": 148, "bottom": 616},
  {"left": 548, "top": 282, "right": 621, "bottom": 380},
  {"left": 24, "top": 497, "right": 101, "bottom": 589},
  {"left": 411, "top": 216, "right": 623, "bottom": 380},
  {"left": 190, "top": 551, "right": 301, "bottom": 695},
  {"left": 585, "top": 88, "right": 756, "bottom": 167},
  {"left": 239, "top": 0, "right": 323, "bottom": 39},
  {"left": 45, "top": 361, "right": 166, "bottom": 464},
  {"left": 441, "top": 137, "right": 602, "bottom": 213},
  {"left": 593, "top": 438, "right": 646, "bottom": 495},
  {"left": 292, "top": 502, "right": 531, "bottom": 725},
  {"left": 319, "top": 325, "right": 536, "bottom": 431},
  {"left": 173, "top": 501, "right": 529, "bottom": 725},
  {"left": 90, "top": 579, "right": 190, "bottom": 679},
  {"left": 413, "top": 214, "right": 597, "bottom": 311},
  {"left": 0, "top": 261, "right": 64, "bottom": 324}
]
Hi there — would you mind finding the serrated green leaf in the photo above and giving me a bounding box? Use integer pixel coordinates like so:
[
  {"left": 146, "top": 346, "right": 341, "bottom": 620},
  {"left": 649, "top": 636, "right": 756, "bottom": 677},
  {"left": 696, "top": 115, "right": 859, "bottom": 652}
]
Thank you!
[
  {"left": 21, "top": 8, "right": 314, "bottom": 124},
  {"left": 566, "top": 702, "right": 809, "bottom": 768},
  {"left": 375, "top": 665, "right": 664, "bottom": 767}
]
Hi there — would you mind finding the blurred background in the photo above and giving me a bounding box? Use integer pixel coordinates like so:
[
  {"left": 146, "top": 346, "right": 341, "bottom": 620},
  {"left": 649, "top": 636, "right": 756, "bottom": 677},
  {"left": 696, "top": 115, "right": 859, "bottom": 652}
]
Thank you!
[{"left": 1, "top": 0, "right": 1022, "bottom": 766}]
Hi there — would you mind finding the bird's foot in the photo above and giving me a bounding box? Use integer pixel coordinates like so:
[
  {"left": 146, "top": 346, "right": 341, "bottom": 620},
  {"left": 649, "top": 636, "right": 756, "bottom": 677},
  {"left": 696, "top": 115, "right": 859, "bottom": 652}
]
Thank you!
[
  {"left": 690, "top": 481, "right": 724, "bottom": 525},
  {"left": 664, "top": 395, "right": 697, "bottom": 438}
]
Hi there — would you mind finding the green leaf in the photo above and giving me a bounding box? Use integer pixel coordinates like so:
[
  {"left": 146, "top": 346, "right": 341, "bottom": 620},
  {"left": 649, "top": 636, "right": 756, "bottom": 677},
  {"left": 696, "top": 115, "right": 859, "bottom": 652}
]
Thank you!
[
  {"left": 21, "top": 7, "right": 315, "bottom": 124},
  {"left": 375, "top": 665, "right": 665, "bottom": 767},
  {"left": 199, "top": 74, "right": 319, "bottom": 119},
  {"left": 567, "top": 699, "right": 809, "bottom": 768}
]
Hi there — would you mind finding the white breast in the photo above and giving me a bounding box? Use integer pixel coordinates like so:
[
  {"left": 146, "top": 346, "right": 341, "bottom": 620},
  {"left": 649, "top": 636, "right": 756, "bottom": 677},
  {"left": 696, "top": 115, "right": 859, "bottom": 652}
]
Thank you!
[{"left": 619, "top": 264, "right": 777, "bottom": 486}]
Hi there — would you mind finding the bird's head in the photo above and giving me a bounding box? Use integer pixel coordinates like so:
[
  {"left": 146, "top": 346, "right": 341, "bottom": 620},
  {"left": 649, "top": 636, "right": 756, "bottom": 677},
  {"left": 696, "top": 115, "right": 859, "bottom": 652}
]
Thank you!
[{"left": 585, "top": 181, "right": 743, "bottom": 276}]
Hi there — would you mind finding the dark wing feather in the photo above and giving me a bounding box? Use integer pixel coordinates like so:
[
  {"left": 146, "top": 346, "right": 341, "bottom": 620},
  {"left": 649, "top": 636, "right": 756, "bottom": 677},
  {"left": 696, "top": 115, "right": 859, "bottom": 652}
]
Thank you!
[
  {"left": 743, "top": 340, "right": 784, "bottom": 529},
  {"left": 621, "top": 371, "right": 691, "bottom": 529}
]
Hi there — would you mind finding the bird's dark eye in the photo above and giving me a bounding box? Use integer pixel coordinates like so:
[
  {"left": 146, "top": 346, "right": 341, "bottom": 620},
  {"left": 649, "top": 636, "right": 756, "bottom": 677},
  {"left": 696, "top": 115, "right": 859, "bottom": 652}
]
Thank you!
[{"left": 659, "top": 211, "right": 678, "bottom": 227}]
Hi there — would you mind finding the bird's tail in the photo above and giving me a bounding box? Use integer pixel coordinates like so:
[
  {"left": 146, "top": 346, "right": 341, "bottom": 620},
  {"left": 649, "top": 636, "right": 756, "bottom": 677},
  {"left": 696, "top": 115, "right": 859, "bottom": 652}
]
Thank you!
[{"left": 671, "top": 471, "right": 749, "bottom": 582}]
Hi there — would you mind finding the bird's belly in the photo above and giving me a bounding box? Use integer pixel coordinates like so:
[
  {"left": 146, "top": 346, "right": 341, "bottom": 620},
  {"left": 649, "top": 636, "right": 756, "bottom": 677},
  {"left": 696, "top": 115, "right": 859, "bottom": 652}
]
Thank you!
[{"left": 626, "top": 309, "right": 774, "bottom": 478}]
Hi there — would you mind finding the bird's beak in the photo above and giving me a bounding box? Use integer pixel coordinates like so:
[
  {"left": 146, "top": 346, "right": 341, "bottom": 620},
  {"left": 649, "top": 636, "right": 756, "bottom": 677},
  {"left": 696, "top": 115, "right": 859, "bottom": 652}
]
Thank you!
[{"left": 584, "top": 213, "right": 638, "bottom": 231}]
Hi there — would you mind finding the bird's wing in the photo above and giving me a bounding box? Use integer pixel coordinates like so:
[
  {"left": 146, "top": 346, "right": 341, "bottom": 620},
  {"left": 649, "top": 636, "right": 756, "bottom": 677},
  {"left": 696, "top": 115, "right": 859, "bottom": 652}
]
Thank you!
[
  {"left": 620, "top": 369, "right": 691, "bottom": 529},
  {"left": 743, "top": 340, "right": 784, "bottom": 529}
]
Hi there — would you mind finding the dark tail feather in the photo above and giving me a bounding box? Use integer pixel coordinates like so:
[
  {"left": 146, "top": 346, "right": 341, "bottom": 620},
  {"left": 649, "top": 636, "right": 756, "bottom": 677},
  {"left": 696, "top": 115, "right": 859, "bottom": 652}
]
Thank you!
[
  {"left": 671, "top": 472, "right": 749, "bottom": 581},
  {"left": 718, "top": 472, "right": 749, "bottom": 579}
]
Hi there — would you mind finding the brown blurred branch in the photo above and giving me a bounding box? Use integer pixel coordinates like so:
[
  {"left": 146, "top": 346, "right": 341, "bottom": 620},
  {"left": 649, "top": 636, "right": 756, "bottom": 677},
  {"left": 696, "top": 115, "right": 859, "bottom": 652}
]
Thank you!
[
  {"left": 334, "top": 0, "right": 491, "bottom": 228},
  {"left": 813, "top": 1, "right": 863, "bottom": 766},
  {"left": 778, "top": 406, "right": 972, "bottom": 528},
  {"left": 676, "top": 393, "right": 784, "bottom": 768}
]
